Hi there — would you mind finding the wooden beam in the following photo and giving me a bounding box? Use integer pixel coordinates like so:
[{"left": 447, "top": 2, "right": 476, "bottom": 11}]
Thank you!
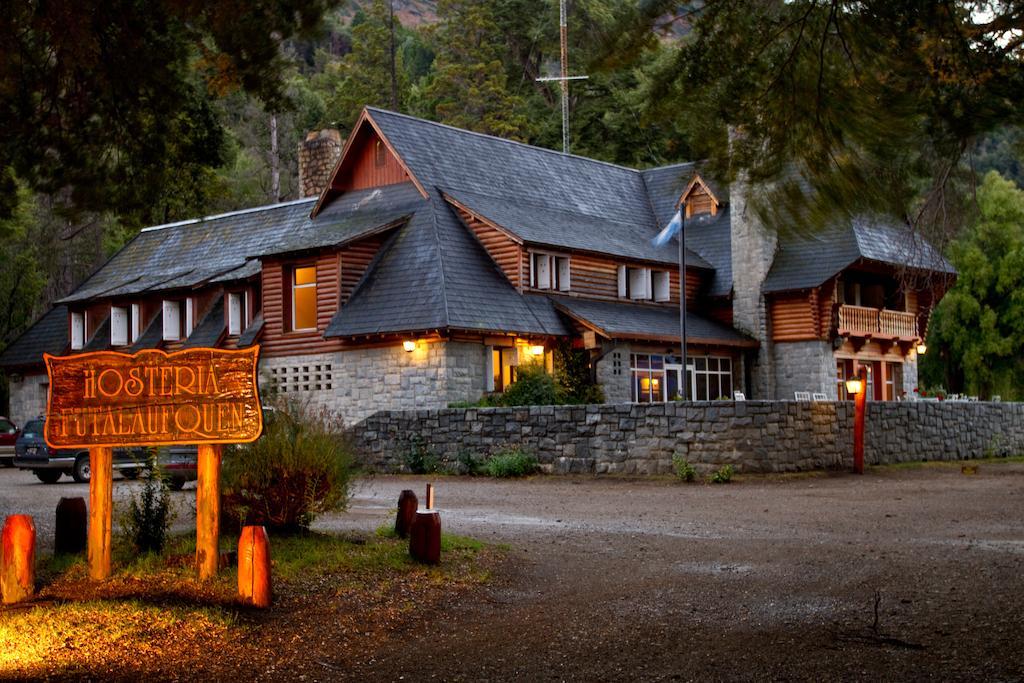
[
  {"left": 88, "top": 446, "right": 113, "bottom": 581},
  {"left": 196, "top": 444, "right": 222, "bottom": 580}
]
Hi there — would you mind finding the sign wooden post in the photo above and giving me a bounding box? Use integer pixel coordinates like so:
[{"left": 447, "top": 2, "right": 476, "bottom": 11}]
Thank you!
[
  {"left": 44, "top": 347, "right": 262, "bottom": 581},
  {"left": 196, "top": 444, "right": 222, "bottom": 579},
  {"left": 87, "top": 446, "right": 113, "bottom": 580}
]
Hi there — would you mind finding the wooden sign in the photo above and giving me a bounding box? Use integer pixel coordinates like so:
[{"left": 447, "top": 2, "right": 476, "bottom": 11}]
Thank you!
[{"left": 44, "top": 347, "right": 262, "bottom": 449}]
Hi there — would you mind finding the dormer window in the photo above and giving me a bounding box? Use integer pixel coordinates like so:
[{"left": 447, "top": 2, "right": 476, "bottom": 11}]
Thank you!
[
  {"left": 652, "top": 271, "right": 671, "bottom": 302},
  {"left": 530, "top": 252, "right": 570, "bottom": 291},
  {"left": 70, "top": 311, "right": 85, "bottom": 350},
  {"left": 110, "top": 305, "right": 129, "bottom": 346},
  {"left": 228, "top": 291, "right": 246, "bottom": 335},
  {"left": 618, "top": 266, "right": 651, "bottom": 300},
  {"left": 131, "top": 303, "right": 142, "bottom": 343},
  {"left": 162, "top": 300, "right": 183, "bottom": 341}
]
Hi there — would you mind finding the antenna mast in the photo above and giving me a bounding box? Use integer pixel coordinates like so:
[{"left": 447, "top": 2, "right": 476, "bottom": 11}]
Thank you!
[{"left": 536, "top": 0, "right": 588, "bottom": 154}]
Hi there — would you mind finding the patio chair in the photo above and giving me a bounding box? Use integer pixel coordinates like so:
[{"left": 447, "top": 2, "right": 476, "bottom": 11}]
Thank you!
[
  {"left": 812, "top": 392, "right": 828, "bottom": 401},
  {"left": 794, "top": 391, "right": 811, "bottom": 401},
  {"left": 733, "top": 391, "right": 746, "bottom": 401}
]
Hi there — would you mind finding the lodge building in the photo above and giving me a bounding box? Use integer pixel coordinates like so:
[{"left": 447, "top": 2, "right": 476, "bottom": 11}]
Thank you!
[{"left": 0, "top": 108, "right": 954, "bottom": 426}]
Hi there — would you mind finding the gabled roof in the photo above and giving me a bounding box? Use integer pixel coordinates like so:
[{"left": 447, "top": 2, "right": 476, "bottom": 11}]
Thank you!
[
  {"left": 325, "top": 196, "right": 571, "bottom": 338},
  {"left": 551, "top": 296, "right": 756, "bottom": 348},
  {"left": 764, "top": 216, "right": 955, "bottom": 293},
  {"left": 642, "top": 163, "right": 733, "bottom": 297},
  {"left": 0, "top": 305, "right": 68, "bottom": 368}
]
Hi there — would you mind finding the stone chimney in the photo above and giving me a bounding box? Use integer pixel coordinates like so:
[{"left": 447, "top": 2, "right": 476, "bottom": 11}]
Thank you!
[{"left": 298, "top": 129, "right": 343, "bottom": 198}]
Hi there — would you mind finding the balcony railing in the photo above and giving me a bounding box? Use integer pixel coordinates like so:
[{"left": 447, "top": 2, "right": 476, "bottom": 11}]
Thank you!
[{"left": 838, "top": 304, "right": 918, "bottom": 339}]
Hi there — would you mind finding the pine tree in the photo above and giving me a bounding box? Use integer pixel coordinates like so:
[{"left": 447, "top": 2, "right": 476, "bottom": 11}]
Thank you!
[{"left": 423, "top": 0, "right": 531, "bottom": 140}]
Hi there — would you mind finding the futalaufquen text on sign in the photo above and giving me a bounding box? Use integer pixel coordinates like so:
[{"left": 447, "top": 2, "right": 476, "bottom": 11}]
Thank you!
[{"left": 43, "top": 347, "right": 262, "bottom": 449}]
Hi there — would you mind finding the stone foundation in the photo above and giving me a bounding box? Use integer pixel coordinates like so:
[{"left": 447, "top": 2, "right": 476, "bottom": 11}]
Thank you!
[
  {"left": 260, "top": 341, "right": 487, "bottom": 425},
  {"left": 350, "top": 400, "right": 1024, "bottom": 474}
]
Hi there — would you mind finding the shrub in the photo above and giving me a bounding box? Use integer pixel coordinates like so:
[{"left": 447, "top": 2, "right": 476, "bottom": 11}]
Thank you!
[
  {"left": 222, "top": 398, "right": 354, "bottom": 533},
  {"left": 121, "top": 450, "right": 174, "bottom": 553},
  {"left": 709, "top": 464, "right": 734, "bottom": 484},
  {"left": 454, "top": 449, "right": 485, "bottom": 476},
  {"left": 498, "top": 363, "right": 563, "bottom": 406},
  {"left": 400, "top": 436, "right": 440, "bottom": 474},
  {"left": 672, "top": 455, "right": 697, "bottom": 482},
  {"left": 484, "top": 447, "right": 538, "bottom": 478}
]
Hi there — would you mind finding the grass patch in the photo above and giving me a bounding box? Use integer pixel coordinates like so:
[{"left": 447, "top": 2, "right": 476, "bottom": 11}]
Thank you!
[{"left": 870, "top": 454, "right": 1024, "bottom": 472}]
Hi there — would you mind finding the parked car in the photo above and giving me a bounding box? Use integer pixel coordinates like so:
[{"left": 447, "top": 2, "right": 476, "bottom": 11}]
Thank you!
[
  {"left": 155, "top": 445, "right": 198, "bottom": 491},
  {"left": 13, "top": 417, "right": 146, "bottom": 484},
  {"left": 0, "top": 416, "right": 19, "bottom": 467}
]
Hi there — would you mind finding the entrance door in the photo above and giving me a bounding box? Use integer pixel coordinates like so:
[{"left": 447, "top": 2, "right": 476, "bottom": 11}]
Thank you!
[{"left": 665, "top": 364, "right": 696, "bottom": 400}]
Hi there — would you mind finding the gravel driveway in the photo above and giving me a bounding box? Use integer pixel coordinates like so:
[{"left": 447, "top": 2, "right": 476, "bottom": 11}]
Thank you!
[{"left": 2, "top": 463, "right": 1023, "bottom": 680}]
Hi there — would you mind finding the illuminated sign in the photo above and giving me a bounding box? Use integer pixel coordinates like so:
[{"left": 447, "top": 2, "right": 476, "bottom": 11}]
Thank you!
[{"left": 44, "top": 347, "right": 262, "bottom": 449}]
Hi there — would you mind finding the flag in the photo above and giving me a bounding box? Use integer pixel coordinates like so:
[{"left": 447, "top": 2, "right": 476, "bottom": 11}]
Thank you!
[{"left": 652, "top": 209, "right": 682, "bottom": 247}]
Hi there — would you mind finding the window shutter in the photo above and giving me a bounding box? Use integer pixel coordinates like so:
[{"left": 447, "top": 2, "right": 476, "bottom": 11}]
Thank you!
[
  {"left": 557, "top": 257, "right": 571, "bottom": 292},
  {"left": 185, "top": 298, "right": 194, "bottom": 336},
  {"left": 162, "top": 301, "right": 180, "bottom": 341},
  {"left": 228, "top": 293, "right": 242, "bottom": 335},
  {"left": 629, "top": 268, "right": 648, "bottom": 300},
  {"left": 111, "top": 306, "right": 128, "bottom": 346},
  {"left": 533, "top": 253, "right": 551, "bottom": 289},
  {"left": 131, "top": 303, "right": 142, "bottom": 343},
  {"left": 653, "top": 271, "right": 670, "bottom": 302},
  {"left": 617, "top": 266, "right": 627, "bottom": 298},
  {"left": 71, "top": 312, "right": 85, "bottom": 350}
]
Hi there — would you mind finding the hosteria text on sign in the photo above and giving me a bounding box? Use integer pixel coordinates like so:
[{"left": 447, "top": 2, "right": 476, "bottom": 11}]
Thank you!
[
  {"left": 43, "top": 347, "right": 262, "bottom": 448},
  {"left": 42, "top": 346, "right": 262, "bottom": 582}
]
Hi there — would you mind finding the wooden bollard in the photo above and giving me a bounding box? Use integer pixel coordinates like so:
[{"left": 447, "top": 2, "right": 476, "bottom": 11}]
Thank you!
[
  {"left": 55, "top": 497, "right": 88, "bottom": 555},
  {"left": 425, "top": 483, "right": 435, "bottom": 510},
  {"left": 238, "top": 526, "right": 272, "bottom": 608},
  {"left": 395, "top": 490, "right": 418, "bottom": 539},
  {"left": 1, "top": 515, "right": 36, "bottom": 604},
  {"left": 409, "top": 510, "right": 441, "bottom": 565}
]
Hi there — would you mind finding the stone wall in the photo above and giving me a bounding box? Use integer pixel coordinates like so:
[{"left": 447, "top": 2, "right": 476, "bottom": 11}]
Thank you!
[
  {"left": 6, "top": 373, "right": 48, "bottom": 426},
  {"left": 262, "top": 341, "right": 487, "bottom": 425},
  {"left": 349, "top": 400, "right": 1024, "bottom": 475},
  {"left": 773, "top": 341, "right": 837, "bottom": 399},
  {"left": 595, "top": 343, "right": 631, "bottom": 404}
]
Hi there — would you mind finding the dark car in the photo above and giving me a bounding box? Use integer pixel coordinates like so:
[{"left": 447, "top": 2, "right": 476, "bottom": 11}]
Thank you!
[
  {"left": 156, "top": 445, "right": 198, "bottom": 491},
  {"left": 13, "top": 417, "right": 146, "bottom": 484},
  {"left": 0, "top": 416, "right": 19, "bottom": 467}
]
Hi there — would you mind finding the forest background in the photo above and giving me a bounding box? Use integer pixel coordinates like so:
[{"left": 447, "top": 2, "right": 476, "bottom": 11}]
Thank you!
[{"left": 1, "top": 0, "right": 1022, "bottom": 407}]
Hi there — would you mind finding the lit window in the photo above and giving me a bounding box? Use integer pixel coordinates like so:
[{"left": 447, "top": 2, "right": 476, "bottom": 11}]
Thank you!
[
  {"left": 292, "top": 266, "right": 317, "bottom": 331},
  {"left": 630, "top": 353, "right": 732, "bottom": 402}
]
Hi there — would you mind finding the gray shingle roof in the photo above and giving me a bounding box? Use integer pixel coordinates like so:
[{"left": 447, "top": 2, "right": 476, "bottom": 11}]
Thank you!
[
  {"left": 324, "top": 199, "right": 571, "bottom": 338},
  {"left": 238, "top": 313, "right": 263, "bottom": 347},
  {"left": 84, "top": 316, "right": 110, "bottom": 351},
  {"left": 550, "top": 296, "right": 756, "bottom": 347},
  {"left": 131, "top": 312, "right": 163, "bottom": 351},
  {"left": 0, "top": 305, "right": 69, "bottom": 368},
  {"left": 763, "top": 217, "right": 955, "bottom": 293},
  {"left": 182, "top": 296, "right": 224, "bottom": 348},
  {"left": 641, "top": 164, "right": 733, "bottom": 297}
]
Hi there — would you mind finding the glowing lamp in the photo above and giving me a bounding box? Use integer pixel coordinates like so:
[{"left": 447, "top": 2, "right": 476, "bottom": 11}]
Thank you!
[
  {"left": 529, "top": 345, "right": 545, "bottom": 356},
  {"left": 845, "top": 377, "right": 863, "bottom": 395},
  {"left": 403, "top": 340, "right": 416, "bottom": 353},
  {"left": 915, "top": 342, "right": 927, "bottom": 355}
]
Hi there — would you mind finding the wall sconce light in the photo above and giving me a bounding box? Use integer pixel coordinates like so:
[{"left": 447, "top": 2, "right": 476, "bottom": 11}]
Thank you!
[
  {"left": 845, "top": 376, "right": 863, "bottom": 395},
  {"left": 915, "top": 342, "right": 927, "bottom": 355},
  {"left": 529, "top": 345, "right": 544, "bottom": 356},
  {"left": 403, "top": 340, "right": 416, "bottom": 353}
]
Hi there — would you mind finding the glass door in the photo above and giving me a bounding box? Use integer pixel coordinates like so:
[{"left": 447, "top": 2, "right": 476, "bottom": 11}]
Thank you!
[{"left": 665, "top": 364, "right": 696, "bottom": 400}]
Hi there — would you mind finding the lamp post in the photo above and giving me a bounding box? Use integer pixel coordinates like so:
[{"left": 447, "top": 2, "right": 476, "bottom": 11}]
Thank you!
[
  {"left": 677, "top": 201, "right": 688, "bottom": 400},
  {"left": 845, "top": 367, "right": 867, "bottom": 474}
]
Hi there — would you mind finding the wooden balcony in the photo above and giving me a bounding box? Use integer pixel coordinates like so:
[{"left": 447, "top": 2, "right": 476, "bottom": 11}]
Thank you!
[{"left": 837, "top": 305, "right": 918, "bottom": 341}]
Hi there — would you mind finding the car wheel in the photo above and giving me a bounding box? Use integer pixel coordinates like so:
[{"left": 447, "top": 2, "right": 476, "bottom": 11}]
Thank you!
[
  {"left": 35, "top": 469, "right": 62, "bottom": 484},
  {"left": 72, "top": 454, "right": 92, "bottom": 483},
  {"left": 121, "top": 468, "right": 140, "bottom": 480}
]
